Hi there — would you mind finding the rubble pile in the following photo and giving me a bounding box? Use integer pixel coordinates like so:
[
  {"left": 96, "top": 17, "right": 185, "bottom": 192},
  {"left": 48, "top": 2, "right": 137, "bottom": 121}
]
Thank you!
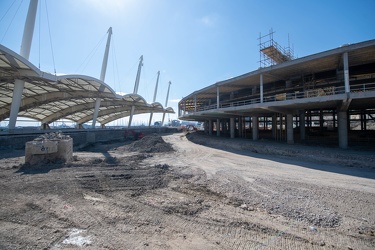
[
  {"left": 25, "top": 131, "right": 73, "bottom": 165},
  {"left": 128, "top": 134, "right": 174, "bottom": 153},
  {"left": 34, "top": 131, "right": 71, "bottom": 141}
]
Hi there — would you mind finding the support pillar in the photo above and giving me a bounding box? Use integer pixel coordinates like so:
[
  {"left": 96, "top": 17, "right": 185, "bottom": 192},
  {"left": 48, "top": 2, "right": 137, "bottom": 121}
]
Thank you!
[
  {"left": 222, "top": 120, "right": 227, "bottom": 134},
  {"left": 216, "top": 119, "right": 220, "bottom": 136},
  {"left": 343, "top": 52, "right": 350, "bottom": 93},
  {"left": 92, "top": 27, "right": 112, "bottom": 128},
  {"left": 161, "top": 81, "right": 171, "bottom": 127},
  {"left": 216, "top": 86, "right": 220, "bottom": 109},
  {"left": 272, "top": 114, "right": 277, "bottom": 139},
  {"left": 230, "top": 117, "right": 235, "bottom": 139},
  {"left": 209, "top": 120, "right": 213, "bottom": 135},
  {"left": 287, "top": 114, "right": 294, "bottom": 144},
  {"left": 238, "top": 117, "right": 243, "bottom": 138},
  {"left": 194, "top": 95, "right": 197, "bottom": 112},
  {"left": 338, "top": 111, "right": 348, "bottom": 149},
  {"left": 128, "top": 56, "right": 143, "bottom": 128},
  {"left": 9, "top": 0, "right": 38, "bottom": 129},
  {"left": 149, "top": 71, "right": 160, "bottom": 127},
  {"left": 252, "top": 116, "right": 258, "bottom": 141},
  {"left": 300, "top": 111, "right": 306, "bottom": 141}
]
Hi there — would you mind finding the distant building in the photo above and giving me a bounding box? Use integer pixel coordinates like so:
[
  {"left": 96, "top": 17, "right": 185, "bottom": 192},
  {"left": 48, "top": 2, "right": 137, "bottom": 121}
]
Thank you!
[{"left": 178, "top": 39, "right": 375, "bottom": 149}]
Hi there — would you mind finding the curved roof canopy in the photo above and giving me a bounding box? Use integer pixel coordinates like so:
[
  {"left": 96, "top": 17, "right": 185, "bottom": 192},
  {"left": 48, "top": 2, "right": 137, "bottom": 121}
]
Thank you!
[{"left": 0, "top": 44, "right": 174, "bottom": 125}]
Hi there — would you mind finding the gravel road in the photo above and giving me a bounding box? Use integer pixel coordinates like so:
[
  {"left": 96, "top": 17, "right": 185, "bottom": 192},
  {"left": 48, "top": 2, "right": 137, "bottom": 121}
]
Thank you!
[{"left": 0, "top": 132, "right": 374, "bottom": 249}]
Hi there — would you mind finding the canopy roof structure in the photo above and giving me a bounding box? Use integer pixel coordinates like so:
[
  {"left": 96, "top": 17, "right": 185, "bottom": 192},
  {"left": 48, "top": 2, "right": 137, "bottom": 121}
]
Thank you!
[{"left": 0, "top": 44, "right": 174, "bottom": 126}]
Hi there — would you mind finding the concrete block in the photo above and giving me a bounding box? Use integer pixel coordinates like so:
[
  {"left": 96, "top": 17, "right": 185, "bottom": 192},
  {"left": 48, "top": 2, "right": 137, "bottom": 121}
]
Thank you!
[
  {"left": 56, "top": 138, "right": 73, "bottom": 162},
  {"left": 26, "top": 140, "right": 58, "bottom": 155},
  {"left": 25, "top": 138, "right": 73, "bottom": 165}
]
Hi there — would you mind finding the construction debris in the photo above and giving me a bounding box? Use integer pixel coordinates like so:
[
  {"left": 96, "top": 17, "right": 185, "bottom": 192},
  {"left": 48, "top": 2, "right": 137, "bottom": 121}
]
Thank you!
[
  {"left": 25, "top": 132, "right": 73, "bottom": 165},
  {"left": 127, "top": 133, "right": 174, "bottom": 153}
]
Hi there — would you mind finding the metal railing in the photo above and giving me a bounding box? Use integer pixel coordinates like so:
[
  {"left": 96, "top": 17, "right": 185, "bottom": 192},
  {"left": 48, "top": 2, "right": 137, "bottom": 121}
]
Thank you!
[{"left": 184, "top": 82, "right": 375, "bottom": 114}]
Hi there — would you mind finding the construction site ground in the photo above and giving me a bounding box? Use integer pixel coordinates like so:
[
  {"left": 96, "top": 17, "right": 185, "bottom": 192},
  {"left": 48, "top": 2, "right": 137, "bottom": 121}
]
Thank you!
[{"left": 0, "top": 131, "right": 374, "bottom": 249}]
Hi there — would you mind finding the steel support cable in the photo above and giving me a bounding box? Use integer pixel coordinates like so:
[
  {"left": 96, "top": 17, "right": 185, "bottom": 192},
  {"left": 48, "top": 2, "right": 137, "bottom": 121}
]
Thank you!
[
  {"left": 0, "top": 0, "right": 24, "bottom": 43},
  {"left": 75, "top": 32, "right": 106, "bottom": 74},
  {"left": 122, "top": 59, "right": 140, "bottom": 95},
  {"left": 0, "top": 0, "right": 17, "bottom": 23},
  {"left": 44, "top": 0, "right": 56, "bottom": 75}
]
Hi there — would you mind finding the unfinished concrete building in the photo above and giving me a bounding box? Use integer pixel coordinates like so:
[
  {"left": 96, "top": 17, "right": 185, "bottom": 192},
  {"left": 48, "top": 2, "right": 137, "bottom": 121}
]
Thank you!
[{"left": 178, "top": 37, "right": 375, "bottom": 149}]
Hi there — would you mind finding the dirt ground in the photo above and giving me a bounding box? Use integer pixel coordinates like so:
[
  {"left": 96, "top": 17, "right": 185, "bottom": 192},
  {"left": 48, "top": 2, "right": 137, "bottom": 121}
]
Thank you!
[{"left": 0, "top": 132, "right": 374, "bottom": 249}]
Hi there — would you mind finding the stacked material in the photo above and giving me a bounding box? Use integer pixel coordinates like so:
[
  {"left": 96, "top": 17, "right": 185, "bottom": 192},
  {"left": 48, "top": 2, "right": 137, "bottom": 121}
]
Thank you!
[{"left": 25, "top": 132, "right": 73, "bottom": 165}]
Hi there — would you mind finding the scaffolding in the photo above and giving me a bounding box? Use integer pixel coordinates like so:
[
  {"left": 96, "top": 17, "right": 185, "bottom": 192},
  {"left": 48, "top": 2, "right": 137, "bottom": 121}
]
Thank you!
[{"left": 258, "top": 29, "right": 294, "bottom": 68}]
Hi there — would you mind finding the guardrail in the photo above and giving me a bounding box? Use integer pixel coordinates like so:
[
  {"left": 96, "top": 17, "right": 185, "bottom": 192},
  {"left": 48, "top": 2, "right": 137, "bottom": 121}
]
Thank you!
[{"left": 185, "top": 82, "right": 375, "bottom": 114}]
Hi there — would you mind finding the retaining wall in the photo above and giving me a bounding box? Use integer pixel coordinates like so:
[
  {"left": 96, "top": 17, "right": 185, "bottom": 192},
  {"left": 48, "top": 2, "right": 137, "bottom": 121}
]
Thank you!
[{"left": 0, "top": 127, "right": 179, "bottom": 149}]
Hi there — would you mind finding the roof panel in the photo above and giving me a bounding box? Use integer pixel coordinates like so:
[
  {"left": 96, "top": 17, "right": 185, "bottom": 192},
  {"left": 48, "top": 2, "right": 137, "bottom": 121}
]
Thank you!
[{"left": 0, "top": 45, "right": 174, "bottom": 125}]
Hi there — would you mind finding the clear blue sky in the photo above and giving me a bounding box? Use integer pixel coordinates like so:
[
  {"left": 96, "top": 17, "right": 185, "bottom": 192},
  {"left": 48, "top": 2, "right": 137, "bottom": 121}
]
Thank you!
[{"left": 1, "top": 0, "right": 374, "bottom": 125}]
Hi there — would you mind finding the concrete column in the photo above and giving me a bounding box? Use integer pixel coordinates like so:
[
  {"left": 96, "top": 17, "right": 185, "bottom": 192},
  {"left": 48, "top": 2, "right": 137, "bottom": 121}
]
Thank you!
[
  {"left": 230, "top": 117, "right": 235, "bottom": 139},
  {"left": 216, "top": 119, "right": 220, "bottom": 136},
  {"left": 287, "top": 114, "right": 294, "bottom": 144},
  {"left": 216, "top": 86, "right": 220, "bottom": 109},
  {"left": 338, "top": 111, "right": 348, "bottom": 149},
  {"left": 222, "top": 120, "right": 226, "bottom": 133},
  {"left": 300, "top": 112, "right": 306, "bottom": 141},
  {"left": 252, "top": 116, "right": 258, "bottom": 141},
  {"left": 194, "top": 95, "right": 197, "bottom": 112},
  {"left": 238, "top": 117, "right": 243, "bottom": 138},
  {"left": 260, "top": 74, "right": 263, "bottom": 103},
  {"left": 209, "top": 120, "right": 213, "bottom": 135},
  {"left": 343, "top": 52, "right": 350, "bottom": 93},
  {"left": 272, "top": 114, "right": 277, "bottom": 139}
]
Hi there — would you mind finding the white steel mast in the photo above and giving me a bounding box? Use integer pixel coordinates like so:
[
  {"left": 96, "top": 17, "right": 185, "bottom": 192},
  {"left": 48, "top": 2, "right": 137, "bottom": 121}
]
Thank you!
[
  {"left": 9, "top": 0, "right": 38, "bottom": 129},
  {"left": 161, "top": 81, "right": 171, "bottom": 126},
  {"left": 92, "top": 27, "right": 112, "bottom": 128},
  {"left": 128, "top": 56, "right": 143, "bottom": 128},
  {"left": 148, "top": 71, "right": 160, "bottom": 127}
]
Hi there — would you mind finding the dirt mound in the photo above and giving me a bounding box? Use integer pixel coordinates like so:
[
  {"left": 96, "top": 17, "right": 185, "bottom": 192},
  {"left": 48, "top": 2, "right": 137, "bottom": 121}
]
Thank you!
[{"left": 127, "top": 134, "right": 174, "bottom": 153}]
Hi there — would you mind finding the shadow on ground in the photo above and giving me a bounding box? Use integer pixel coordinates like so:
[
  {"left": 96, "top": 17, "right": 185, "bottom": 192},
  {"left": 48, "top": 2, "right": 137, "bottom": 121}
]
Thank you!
[{"left": 186, "top": 132, "right": 375, "bottom": 180}]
